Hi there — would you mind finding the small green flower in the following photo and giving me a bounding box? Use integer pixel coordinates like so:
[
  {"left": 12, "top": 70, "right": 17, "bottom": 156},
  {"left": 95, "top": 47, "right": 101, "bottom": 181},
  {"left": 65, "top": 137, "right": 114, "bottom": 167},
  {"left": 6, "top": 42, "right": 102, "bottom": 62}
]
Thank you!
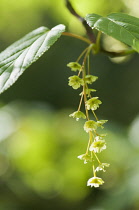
[
  {"left": 99, "top": 133, "right": 107, "bottom": 137},
  {"left": 86, "top": 89, "right": 96, "bottom": 97},
  {"left": 87, "top": 176, "right": 104, "bottom": 187},
  {"left": 67, "top": 62, "right": 82, "bottom": 71},
  {"left": 85, "top": 75, "right": 98, "bottom": 84},
  {"left": 84, "top": 120, "right": 98, "bottom": 133},
  {"left": 97, "top": 120, "right": 108, "bottom": 128},
  {"left": 86, "top": 97, "right": 102, "bottom": 111},
  {"left": 69, "top": 111, "right": 86, "bottom": 121},
  {"left": 89, "top": 136, "right": 106, "bottom": 153},
  {"left": 95, "top": 163, "right": 110, "bottom": 172},
  {"left": 77, "top": 153, "right": 92, "bottom": 164},
  {"left": 79, "top": 89, "right": 96, "bottom": 97},
  {"left": 68, "top": 76, "right": 84, "bottom": 89}
]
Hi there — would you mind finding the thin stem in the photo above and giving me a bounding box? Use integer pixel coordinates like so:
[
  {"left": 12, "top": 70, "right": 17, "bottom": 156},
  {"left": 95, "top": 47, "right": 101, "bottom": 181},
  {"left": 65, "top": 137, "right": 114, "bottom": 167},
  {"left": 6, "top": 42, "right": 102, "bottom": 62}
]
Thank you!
[
  {"left": 95, "top": 31, "right": 101, "bottom": 54},
  {"left": 89, "top": 131, "right": 93, "bottom": 144},
  {"left": 88, "top": 90, "right": 99, "bottom": 122},
  {"left": 77, "top": 47, "right": 90, "bottom": 77},
  {"left": 92, "top": 151, "right": 101, "bottom": 164},
  {"left": 78, "top": 93, "right": 84, "bottom": 111},
  {"left": 92, "top": 111, "right": 98, "bottom": 121},
  {"left": 62, "top": 32, "right": 91, "bottom": 44},
  {"left": 83, "top": 44, "right": 94, "bottom": 64},
  {"left": 87, "top": 54, "right": 90, "bottom": 75},
  {"left": 93, "top": 164, "right": 96, "bottom": 177},
  {"left": 86, "top": 131, "right": 93, "bottom": 154},
  {"left": 76, "top": 47, "right": 89, "bottom": 62},
  {"left": 78, "top": 64, "right": 85, "bottom": 77},
  {"left": 78, "top": 70, "right": 82, "bottom": 77},
  {"left": 82, "top": 44, "right": 94, "bottom": 120},
  {"left": 83, "top": 66, "right": 89, "bottom": 120},
  {"left": 83, "top": 83, "right": 90, "bottom": 121},
  {"left": 86, "top": 138, "right": 91, "bottom": 154},
  {"left": 78, "top": 70, "right": 81, "bottom": 77},
  {"left": 93, "top": 130, "right": 99, "bottom": 136}
]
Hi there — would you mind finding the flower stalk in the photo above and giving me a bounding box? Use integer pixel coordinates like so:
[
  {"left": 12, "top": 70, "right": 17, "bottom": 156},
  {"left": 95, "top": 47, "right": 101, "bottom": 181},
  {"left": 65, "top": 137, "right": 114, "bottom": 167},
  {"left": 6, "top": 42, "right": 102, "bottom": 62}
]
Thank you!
[{"left": 67, "top": 43, "right": 109, "bottom": 188}]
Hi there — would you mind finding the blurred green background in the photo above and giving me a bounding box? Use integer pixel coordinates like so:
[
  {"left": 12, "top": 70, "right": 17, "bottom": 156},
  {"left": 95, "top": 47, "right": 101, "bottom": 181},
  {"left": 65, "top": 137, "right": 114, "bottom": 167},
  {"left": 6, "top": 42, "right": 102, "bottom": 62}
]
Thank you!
[{"left": 0, "top": 0, "right": 139, "bottom": 209}]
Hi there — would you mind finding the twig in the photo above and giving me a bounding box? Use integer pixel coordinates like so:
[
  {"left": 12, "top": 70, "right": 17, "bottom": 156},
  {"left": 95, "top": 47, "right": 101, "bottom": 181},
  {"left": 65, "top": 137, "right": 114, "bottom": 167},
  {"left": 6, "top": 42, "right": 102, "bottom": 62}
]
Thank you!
[
  {"left": 65, "top": 0, "right": 96, "bottom": 43},
  {"left": 62, "top": 32, "right": 91, "bottom": 44}
]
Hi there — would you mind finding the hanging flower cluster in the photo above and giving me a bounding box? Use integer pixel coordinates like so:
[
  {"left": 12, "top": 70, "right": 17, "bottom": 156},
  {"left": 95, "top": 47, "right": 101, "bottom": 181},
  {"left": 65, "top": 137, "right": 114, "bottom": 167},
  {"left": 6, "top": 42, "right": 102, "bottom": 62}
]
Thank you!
[{"left": 67, "top": 46, "right": 109, "bottom": 188}]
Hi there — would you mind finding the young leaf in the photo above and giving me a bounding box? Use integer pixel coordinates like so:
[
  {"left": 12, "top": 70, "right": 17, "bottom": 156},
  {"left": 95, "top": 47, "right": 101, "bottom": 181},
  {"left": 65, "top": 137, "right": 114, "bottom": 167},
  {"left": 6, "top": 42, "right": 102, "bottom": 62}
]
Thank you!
[
  {"left": 0, "top": 24, "right": 65, "bottom": 94},
  {"left": 85, "top": 13, "right": 139, "bottom": 52}
]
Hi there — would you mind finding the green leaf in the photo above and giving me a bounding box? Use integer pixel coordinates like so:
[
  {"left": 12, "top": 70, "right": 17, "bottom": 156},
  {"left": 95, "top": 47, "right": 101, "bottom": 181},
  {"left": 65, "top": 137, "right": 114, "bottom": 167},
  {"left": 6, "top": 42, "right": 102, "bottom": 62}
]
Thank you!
[
  {"left": 0, "top": 24, "right": 65, "bottom": 94},
  {"left": 85, "top": 13, "right": 139, "bottom": 52}
]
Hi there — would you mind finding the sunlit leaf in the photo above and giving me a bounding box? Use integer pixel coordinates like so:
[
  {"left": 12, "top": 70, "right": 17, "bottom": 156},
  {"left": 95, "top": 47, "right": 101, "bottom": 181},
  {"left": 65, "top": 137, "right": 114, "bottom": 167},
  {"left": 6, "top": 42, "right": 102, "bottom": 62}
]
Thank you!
[
  {"left": 0, "top": 24, "right": 65, "bottom": 94},
  {"left": 85, "top": 13, "right": 139, "bottom": 52}
]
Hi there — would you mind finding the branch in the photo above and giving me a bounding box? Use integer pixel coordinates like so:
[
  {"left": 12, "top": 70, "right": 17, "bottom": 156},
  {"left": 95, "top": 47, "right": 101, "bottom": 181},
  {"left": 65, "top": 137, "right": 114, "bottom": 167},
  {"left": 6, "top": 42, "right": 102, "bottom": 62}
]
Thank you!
[
  {"left": 65, "top": 0, "right": 96, "bottom": 43},
  {"left": 62, "top": 32, "right": 91, "bottom": 44}
]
